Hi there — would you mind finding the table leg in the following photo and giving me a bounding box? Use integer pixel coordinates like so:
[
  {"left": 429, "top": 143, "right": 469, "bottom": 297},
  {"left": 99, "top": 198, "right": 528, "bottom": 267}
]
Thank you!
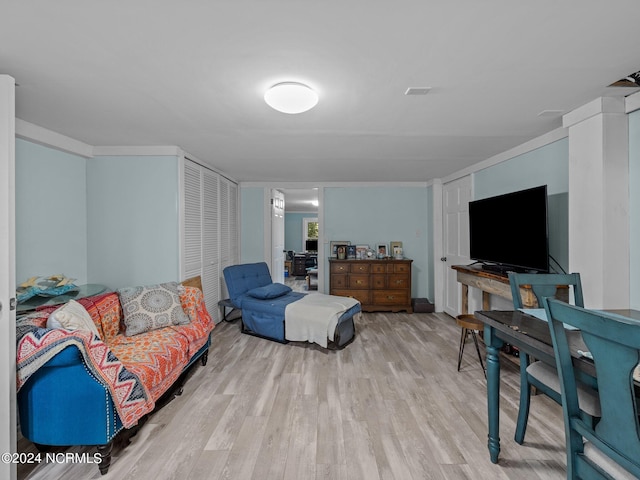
[
  {"left": 461, "top": 284, "right": 469, "bottom": 314},
  {"left": 484, "top": 324, "right": 503, "bottom": 463}
]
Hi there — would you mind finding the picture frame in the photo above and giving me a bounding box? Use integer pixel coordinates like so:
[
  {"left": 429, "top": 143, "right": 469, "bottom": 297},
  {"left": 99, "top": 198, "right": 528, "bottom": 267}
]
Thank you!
[
  {"left": 390, "top": 241, "right": 403, "bottom": 258},
  {"left": 355, "top": 244, "right": 369, "bottom": 260},
  {"left": 376, "top": 243, "right": 388, "bottom": 258},
  {"left": 330, "top": 241, "right": 350, "bottom": 258},
  {"left": 346, "top": 244, "right": 357, "bottom": 259}
]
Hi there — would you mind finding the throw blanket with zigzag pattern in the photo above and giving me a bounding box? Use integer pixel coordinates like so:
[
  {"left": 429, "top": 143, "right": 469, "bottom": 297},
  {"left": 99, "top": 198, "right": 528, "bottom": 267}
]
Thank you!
[{"left": 16, "top": 308, "right": 154, "bottom": 429}]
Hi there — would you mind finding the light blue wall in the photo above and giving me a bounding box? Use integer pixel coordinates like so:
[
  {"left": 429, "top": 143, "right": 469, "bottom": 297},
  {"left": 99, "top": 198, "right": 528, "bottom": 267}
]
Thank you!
[
  {"left": 15, "top": 139, "right": 88, "bottom": 284},
  {"left": 323, "top": 186, "right": 430, "bottom": 298},
  {"left": 285, "top": 212, "right": 318, "bottom": 253},
  {"left": 630, "top": 110, "right": 640, "bottom": 309},
  {"left": 473, "top": 138, "right": 569, "bottom": 272},
  {"left": 87, "top": 155, "right": 180, "bottom": 289},
  {"left": 474, "top": 138, "right": 569, "bottom": 199},
  {"left": 240, "top": 187, "right": 265, "bottom": 263}
]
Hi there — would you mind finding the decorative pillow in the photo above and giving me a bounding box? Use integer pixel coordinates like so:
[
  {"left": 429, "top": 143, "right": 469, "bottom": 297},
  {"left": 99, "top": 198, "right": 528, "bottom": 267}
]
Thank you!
[
  {"left": 246, "top": 283, "right": 292, "bottom": 300},
  {"left": 46, "top": 299, "right": 100, "bottom": 337},
  {"left": 117, "top": 282, "right": 191, "bottom": 336}
]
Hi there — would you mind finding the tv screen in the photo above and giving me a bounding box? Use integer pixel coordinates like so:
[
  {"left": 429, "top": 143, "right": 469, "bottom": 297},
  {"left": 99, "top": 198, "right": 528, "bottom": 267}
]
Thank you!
[
  {"left": 305, "top": 239, "right": 318, "bottom": 252},
  {"left": 469, "top": 185, "right": 549, "bottom": 273}
]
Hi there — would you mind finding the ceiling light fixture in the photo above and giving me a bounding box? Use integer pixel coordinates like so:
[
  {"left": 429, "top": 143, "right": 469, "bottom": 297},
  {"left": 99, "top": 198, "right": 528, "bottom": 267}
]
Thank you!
[{"left": 264, "top": 82, "right": 318, "bottom": 114}]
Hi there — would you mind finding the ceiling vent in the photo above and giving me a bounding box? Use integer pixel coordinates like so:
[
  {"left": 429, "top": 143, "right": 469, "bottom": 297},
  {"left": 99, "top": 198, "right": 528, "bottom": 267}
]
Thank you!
[{"left": 405, "top": 87, "right": 431, "bottom": 95}]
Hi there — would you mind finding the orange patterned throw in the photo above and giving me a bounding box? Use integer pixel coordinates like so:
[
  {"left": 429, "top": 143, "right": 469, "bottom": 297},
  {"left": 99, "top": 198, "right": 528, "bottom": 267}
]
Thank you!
[{"left": 16, "top": 287, "right": 214, "bottom": 428}]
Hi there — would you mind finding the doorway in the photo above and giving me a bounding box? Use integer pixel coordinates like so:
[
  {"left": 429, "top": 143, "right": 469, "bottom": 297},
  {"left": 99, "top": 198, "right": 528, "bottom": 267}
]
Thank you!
[{"left": 278, "top": 188, "right": 320, "bottom": 291}]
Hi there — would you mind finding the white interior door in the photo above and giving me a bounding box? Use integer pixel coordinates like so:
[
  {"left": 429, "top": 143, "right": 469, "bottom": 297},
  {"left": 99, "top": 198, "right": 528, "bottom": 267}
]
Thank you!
[
  {"left": 0, "top": 75, "right": 17, "bottom": 480},
  {"left": 442, "top": 175, "right": 472, "bottom": 317},
  {"left": 271, "top": 189, "right": 285, "bottom": 284}
]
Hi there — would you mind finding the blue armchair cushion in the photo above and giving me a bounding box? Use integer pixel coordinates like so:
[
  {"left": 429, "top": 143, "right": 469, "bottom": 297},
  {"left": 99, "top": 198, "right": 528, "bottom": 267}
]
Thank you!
[{"left": 247, "top": 283, "right": 292, "bottom": 299}]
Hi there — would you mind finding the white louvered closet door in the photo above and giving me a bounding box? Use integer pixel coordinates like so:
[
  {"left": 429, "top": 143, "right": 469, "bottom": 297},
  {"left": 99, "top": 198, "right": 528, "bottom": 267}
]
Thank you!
[
  {"left": 219, "top": 179, "right": 231, "bottom": 300},
  {"left": 182, "top": 158, "right": 238, "bottom": 324},
  {"left": 183, "top": 161, "right": 203, "bottom": 281},
  {"left": 202, "top": 169, "right": 220, "bottom": 319}
]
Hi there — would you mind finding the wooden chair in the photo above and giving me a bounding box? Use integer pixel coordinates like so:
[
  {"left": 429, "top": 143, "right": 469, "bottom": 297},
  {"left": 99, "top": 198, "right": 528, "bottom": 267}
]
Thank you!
[
  {"left": 543, "top": 298, "right": 640, "bottom": 479},
  {"left": 508, "top": 273, "right": 599, "bottom": 445}
]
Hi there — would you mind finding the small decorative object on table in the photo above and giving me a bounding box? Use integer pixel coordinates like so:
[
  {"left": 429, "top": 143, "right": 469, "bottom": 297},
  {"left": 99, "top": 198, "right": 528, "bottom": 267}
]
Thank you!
[
  {"left": 376, "top": 243, "right": 388, "bottom": 259},
  {"left": 355, "top": 245, "right": 369, "bottom": 259},
  {"left": 330, "top": 240, "right": 350, "bottom": 258},
  {"left": 390, "top": 241, "right": 403, "bottom": 259}
]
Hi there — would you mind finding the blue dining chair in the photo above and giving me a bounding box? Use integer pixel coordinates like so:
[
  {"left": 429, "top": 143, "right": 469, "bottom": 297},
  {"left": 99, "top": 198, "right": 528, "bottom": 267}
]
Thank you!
[
  {"left": 508, "top": 273, "right": 599, "bottom": 445},
  {"left": 542, "top": 298, "right": 640, "bottom": 480}
]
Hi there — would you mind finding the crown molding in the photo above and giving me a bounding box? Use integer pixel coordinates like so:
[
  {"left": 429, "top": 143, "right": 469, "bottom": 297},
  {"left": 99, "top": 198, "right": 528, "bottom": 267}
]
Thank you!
[
  {"left": 626, "top": 90, "right": 640, "bottom": 114},
  {"left": 92, "top": 145, "right": 183, "bottom": 157},
  {"left": 15, "top": 119, "right": 94, "bottom": 158}
]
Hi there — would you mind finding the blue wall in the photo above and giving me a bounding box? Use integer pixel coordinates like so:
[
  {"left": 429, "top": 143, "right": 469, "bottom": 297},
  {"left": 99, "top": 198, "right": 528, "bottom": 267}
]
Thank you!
[
  {"left": 630, "top": 110, "right": 640, "bottom": 309},
  {"left": 87, "top": 155, "right": 180, "bottom": 288},
  {"left": 285, "top": 212, "right": 318, "bottom": 253},
  {"left": 323, "top": 186, "right": 430, "bottom": 297},
  {"left": 240, "top": 187, "right": 265, "bottom": 263},
  {"left": 285, "top": 213, "right": 304, "bottom": 252},
  {"left": 473, "top": 138, "right": 569, "bottom": 272},
  {"left": 15, "top": 139, "right": 88, "bottom": 284}
]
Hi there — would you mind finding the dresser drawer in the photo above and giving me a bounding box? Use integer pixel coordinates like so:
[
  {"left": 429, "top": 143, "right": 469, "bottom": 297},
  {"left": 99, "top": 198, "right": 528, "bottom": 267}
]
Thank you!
[
  {"left": 349, "top": 274, "right": 369, "bottom": 289},
  {"left": 371, "top": 264, "right": 387, "bottom": 274},
  {"left": 332, "top": 289, "right": 370, "bottom": 305},
  {"left": 394, "top": 263, "right": 411, "bottom": 274},
  {"left": 330, "top": 262, "right": 349, "bottom": 274},
  {"left": 330, "top": 274, "right": 348, "bottom": 288},
  {"left": 371, "top": 275, "right": 386, "bottom": 289},
  {"left": 388, "top": 274, "right": 409, "bottom": 289},
  {"left": 373, "top": 290, "right": 410, "bottom": 306},
  {"left": 350, "top": 263, "right": 370, "bottom": 274}
]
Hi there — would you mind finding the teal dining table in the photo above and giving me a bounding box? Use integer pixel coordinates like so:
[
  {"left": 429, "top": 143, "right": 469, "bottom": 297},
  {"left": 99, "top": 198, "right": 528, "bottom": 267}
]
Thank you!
[{"left": 473, "top": 308, "right": 640, "bottom": 464}]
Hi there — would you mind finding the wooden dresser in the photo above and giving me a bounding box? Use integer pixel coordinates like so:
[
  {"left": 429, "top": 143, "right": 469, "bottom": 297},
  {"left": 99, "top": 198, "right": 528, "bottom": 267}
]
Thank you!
[{"left": 329, "top": 258, "right": 413, "bottom": 313}]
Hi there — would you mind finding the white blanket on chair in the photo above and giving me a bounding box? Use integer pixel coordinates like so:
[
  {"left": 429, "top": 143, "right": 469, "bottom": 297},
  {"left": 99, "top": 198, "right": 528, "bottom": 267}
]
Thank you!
[{"left": 285, "top": 294, "right": 360, "bottom": 348}]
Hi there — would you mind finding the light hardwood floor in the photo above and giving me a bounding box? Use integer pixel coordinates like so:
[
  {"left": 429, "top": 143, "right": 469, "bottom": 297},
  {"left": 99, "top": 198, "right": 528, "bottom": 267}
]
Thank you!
[{"left": 18, "top": 308, "right": 568, "bottom": 480}]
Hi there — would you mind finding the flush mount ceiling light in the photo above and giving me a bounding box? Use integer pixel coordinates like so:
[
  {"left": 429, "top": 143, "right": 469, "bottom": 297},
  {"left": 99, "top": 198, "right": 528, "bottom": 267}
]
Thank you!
[{"left": 264, "top": 82, "right": 318, "bottom": 114}]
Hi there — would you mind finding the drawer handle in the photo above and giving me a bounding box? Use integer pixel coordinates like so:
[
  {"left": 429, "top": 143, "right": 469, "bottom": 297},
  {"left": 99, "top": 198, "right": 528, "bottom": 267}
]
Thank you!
[
  {"left": 387, "top": 295, "right": 395, "bottom": 300},
  {"left": 395, "top": 280, "right": 403, "bottom": 285},
  {"left": 356, "top": 280, "right": 363, "bottom": 285}
]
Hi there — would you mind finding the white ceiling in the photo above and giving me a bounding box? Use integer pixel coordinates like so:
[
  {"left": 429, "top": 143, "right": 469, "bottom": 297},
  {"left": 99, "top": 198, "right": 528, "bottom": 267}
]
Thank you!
[{"left": 2, "top": 1, "right": 640, "bottom": 188}]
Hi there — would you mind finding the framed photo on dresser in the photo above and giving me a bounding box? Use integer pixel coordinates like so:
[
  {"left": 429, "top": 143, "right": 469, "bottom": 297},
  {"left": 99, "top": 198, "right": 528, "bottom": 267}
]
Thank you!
[{"left": 330, "top": 241, "right": 350, "bottom": 258}]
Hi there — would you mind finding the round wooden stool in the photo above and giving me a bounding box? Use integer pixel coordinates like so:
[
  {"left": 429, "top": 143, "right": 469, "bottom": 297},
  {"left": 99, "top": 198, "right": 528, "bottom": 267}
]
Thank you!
[{"left": 456, "top": 314, "right": 486, "bottom": 378}]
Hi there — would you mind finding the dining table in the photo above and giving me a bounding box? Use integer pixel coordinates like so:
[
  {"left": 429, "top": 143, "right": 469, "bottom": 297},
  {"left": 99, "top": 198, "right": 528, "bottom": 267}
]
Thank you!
[{"left": 474, "top": 307, "right": 640, "bottom": 464}]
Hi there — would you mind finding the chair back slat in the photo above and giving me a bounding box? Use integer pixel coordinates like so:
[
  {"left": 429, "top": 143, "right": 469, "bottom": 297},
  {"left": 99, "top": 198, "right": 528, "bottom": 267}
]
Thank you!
[
  {"left": 543, "top": 298, "right": 640, "bottom": 479},
  {"left": 508, "top": 272, "right": 584, "bottom": 309}
]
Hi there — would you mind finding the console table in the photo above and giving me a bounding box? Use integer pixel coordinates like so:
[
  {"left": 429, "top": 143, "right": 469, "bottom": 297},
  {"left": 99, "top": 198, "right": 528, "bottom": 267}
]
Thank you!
[
  {"left": 451, "top": 264, "right": 566, "bottom": 314},
  {"left": 330, "top": 258, "right": 412, "bottom": 313}
]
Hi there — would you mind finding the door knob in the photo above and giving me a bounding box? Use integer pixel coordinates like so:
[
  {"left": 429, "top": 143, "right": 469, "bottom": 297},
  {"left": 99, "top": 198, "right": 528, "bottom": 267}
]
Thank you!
[{"left": 441, "top": 257, "right": 447, "bottom": 261}]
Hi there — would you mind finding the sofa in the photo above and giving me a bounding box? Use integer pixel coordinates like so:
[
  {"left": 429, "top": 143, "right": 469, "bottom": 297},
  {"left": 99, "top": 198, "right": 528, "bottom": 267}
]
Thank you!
[
  {"left": 16, "top": 277, "right": 214, "bottom": 475},
  {"left": 223, "top": 262, "right": 360, "bottom": 348}
]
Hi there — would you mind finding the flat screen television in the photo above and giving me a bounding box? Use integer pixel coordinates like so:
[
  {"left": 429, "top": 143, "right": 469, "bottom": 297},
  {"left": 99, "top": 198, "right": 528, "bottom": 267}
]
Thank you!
[
  {"left": 469, "top": 185, "right": 549, "bottom": 273},
  {"left": 305, "top": 239, "right": 318, "bottom": 252}
]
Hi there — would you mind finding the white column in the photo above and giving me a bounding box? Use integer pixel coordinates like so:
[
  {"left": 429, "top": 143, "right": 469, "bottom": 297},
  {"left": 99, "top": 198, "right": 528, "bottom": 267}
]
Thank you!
[
  {"left": 0, "top": 74, "right": 17, "bottom": 480},
  {"left": 563, "top": 97, "right": 629, "bottom": 309}
]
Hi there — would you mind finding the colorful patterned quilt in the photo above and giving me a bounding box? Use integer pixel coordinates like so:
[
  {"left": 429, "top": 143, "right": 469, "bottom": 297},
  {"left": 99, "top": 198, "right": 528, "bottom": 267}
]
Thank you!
[{"left": 16, "top": 288, "right": 214, "bottom": 428}]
